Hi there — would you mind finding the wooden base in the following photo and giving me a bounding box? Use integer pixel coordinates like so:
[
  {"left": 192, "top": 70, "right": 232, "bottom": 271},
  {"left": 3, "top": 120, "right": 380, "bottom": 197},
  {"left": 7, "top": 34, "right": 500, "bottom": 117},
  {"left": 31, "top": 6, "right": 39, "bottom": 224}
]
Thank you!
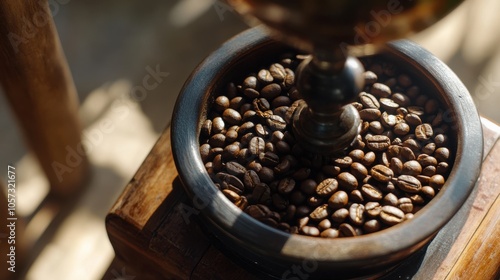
[{"left": 104, "top": 118, "right": 500, "bottom": 280}]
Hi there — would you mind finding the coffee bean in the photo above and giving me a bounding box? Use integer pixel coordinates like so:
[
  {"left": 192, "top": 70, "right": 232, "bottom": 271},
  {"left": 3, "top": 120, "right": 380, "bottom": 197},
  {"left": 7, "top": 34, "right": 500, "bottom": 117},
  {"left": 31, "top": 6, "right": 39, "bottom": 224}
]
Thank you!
[
  {"left": 331, "top": 208, "right": 349, "bottom": 223},
  {"left": 364, "top": 71, "right": 378, "bottom": 85},
  {"left": 425, "top": 99, "right": 439, "bottom": 114},
  {"left": 258, "top": 167, "right": 274, "bottom": 183},
  {"left": 402, "top": 160, "right": 422, "bottom": 176},
  {"left": 366, "top": 135, "right": 390, "bottom": 151},
  {"left": 320, "top": 228, "right": 339, "bottom": 238},
  {"left": 417, "top": 154, "right": 437, "bottom": 167},
  {"left": 259, "top": 152, "right": 280, "bottom": 167},
  {"left": 212, "top": 117, "right": 225, "bottom": 134},
  {"left": 316, "top": 178, "right": 338, "bottom": 197},
  {"left": 383, "top": 193, "right": 399, "bottom": 206},
  {"left": 300, "top": 226, "right": 320, "bottom": 237},
  {"left": 398, "top": 197, "right": 413, "bottom": 213},
  {"left": 371, "top": 82, "right": 391, "bottom": 98},
  {"left": 365, "top": 202, "right": 382, "bottom": 218},
  {"left": 430, "top": 174, "right": 445, "bottom": 189},
  {"left": 390, "top": 157, "right": 403, "bottom": 175},
  {"left": 422, "top": 143, "right": 436, "bottom": 155},
  {"left": 360, "top": 92, "right": 380, "bottom": 109},
  {"left": 249, "top": 137, "right": 265, "bottom": 155},
  {"left": 436, "top": 162, "right": 449, "bottom": 174},
  {"left": 257, "top": 69, "right": 273, "bottom": 84},
  {"left": 296, "top": 205, "right": 311, "bottom": 217},
  {"left": 310, "top": 204, "right": 330, "bottom": 221},
  {"left": 337, "top": 172, "right": 358, "bottom": 191},
  {"left": 434, "top": 147, "right": 450, "bottom": 162},
  {"left": 261, "top": 83, "right": 282, "bottom": 99},
  {"left": 421, "top": 186, "right": 435, "bottom": 198},
  {"left": 339, "top": 223, "right": 358, "bottom": 237},
  {"left": 362, "top": 151, "right": 376, "bottom": 166},
  {"left": 359, "top": 108, "right": 382, "bottom": 121},
  {"left": 266, "top": 114, "right": 287, "bottom": 131},
  {"left": 284, "top": 68, "right": 295, "bottom": 89},
  {"left": 318, "top": 219, "right": 332, "bottom": 231},
  {"left": 394, "top": 122, "right": 410, "bottom": 136},
  {"left": 369, "top": 121, "right": 384, "bottom": 134},
  {"left": 272, "top": 96, "right": 292, "bottom": 108},
  {"left": 408, "top": 106, "right": 424, "bottom": 116},
  {"left": 349, "top": 203, "right": 365, "bottom": 226},
  {"left": 243, "top": 170, "right": 260, "bottom": 190},
  {"left": 380, "top": 205, "right": 405, "bottom": 225},
  {"left": 415, "top": 124, "right": 433, "bottom": 140},
  {"left": 269, "top": 63, "right": 286, "bottom": 82},
  {"left": 434, "top": 134, "right": 448, "bottom": 147},
  {"left": 400, "top": 147, "right": 416, "bottom": 161},
  {"left": 379, "top": 98, "right": 399, "bottom": 113},
  {"left": 381, "top": 112, "right": 398, "bottom": 127},
  {"left": 396, "top": 175, "right": 422, "bottom": 193},
  {"left": 350, "top": 162, "right": 368, "bottom": 180},
  {"left": 253, "top": 98, "right": 271, "bottom": 112},
  {"left": 243, "top": 76, "right": 258, "bottom": 89},
  {"left": 300, "top": 179, "right": 317, "bottom": 195},
  {"left": 371, "top": 164, "right": 394, "bottom": 183},
  {"left": 350, "top": 190, "right": 364, "bottom": 203},
  {"left": 334, "top": 156, "right": 353, "bottom": 168},
  {"left": 328, "top": 191, "right": 349, "bottom": 209},
  {"left": 226, "top": 161, "right": 247, "bottom": 177},
  {"left": 277, "top": 177, "right": 295, "bottom": 194},
  {"left": 405, "top": 113, "right": 422, "bottom": 126},
  {"left": 252, "top": 183, "right": 271, "bottom": 204},
  {"left": 391, "top": 93, "right": 411, "bottom": 107},
  {"left": 361, "top": 184, "right": 383, "bottom": 201},
  {"left": 362, "top": 219, "right": 380, "bottom": 233}
]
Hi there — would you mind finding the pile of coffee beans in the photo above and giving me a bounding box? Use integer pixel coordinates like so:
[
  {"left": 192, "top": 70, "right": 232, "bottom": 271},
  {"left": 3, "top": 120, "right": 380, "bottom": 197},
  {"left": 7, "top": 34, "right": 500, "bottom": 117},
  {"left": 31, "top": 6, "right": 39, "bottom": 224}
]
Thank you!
[{"left": 199, "top": 53, "right": 453, "bottom": 238}]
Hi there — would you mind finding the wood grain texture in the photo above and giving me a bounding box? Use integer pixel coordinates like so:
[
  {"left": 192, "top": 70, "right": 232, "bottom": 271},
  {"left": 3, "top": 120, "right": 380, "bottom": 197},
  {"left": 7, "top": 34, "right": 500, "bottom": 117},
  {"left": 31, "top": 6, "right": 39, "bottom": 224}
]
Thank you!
[
  {"left": 0, "top": 0, "right": 87, "bottom": 196},
  {"left": 104, "top": 118, "right": 500, "bottom": 280}
]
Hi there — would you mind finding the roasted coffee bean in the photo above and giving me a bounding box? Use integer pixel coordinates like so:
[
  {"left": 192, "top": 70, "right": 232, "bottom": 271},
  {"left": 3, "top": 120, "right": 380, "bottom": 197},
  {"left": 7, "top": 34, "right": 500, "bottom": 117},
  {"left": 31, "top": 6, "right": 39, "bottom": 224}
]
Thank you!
[
  {"left": 222, "top": 143, "right": 240, "bottom": 160},
  {"left": 261, "top": 83, "right": 282, "bottom": 99},
  {"left": 349, "top": 149, "right": 365, "bottom": 162},
  {"left": 383, "top": 193, "right": 399, "bottom": 206},
  {"left": 365, "top": 202, "right": 382, "bottom": 218},
  {"left": 366, "top": 135, "right": 390, "bottom": 151},
  {"left": 320, "top": 228, "right": 339, "bottom": 238},
  {"left": 361, "top": 184, "right": 383, "bottom": 201},
  {"left": 381, "top": 112, "right": 398, "bottom": 127},
  {"left": 212, "top": 116, "right": 225, "bottom": 134},
  {"left": 230, "top": 96, "right": 245, "bottom": 110},
  {"left": 359, "top": 92, "right": 380, "bottom": 109},
  {"left": 415, "top": 123, "right": 433, "bottom": 140},
  {"left": 201, "top": 119, "right": 212, "bottom": 137},
  {"left": 316, "top": 178, "right": 338, "bottom": 197},
  {"left": 349, "top": 203, "right": 365, "bottom": 226},
  {"left": 243, "top": 170, "right": 260, "bottom": 190},
  {"left": 350, "top": 162, "right": 368, "bottom": 180},
  {"left": 237, "top": 121, "right": 254, "bottom": 135},
  {"left": 296, "top": 205, "right": 311, "bottom": 217},
  {"left": 398, "top": 197, "right": 413, "bottom": 213},
  {"left": 269, "top": 63, "right": 286, "bottom": 82},
  {"left": 273, "top": 96, "right": 292, "bottom": 108},
  {"left": 274, "top": 158, "right": 291, "bottom": 175},
  {"left": 425, "top": 99, "right": 439, "bottom": 114},
  {"left": 337, "top": 172, "right": 358, "bottom": 191},
  {"left": 380, "top": 205, "right": 405, "bottom": 225},
  {"left": 359, "top": 108, "right": 382, "bottom": 121},
  {"left": 430, "top": 174, "right": 445, "bottom": 189},
  {"left": 253, "top": 98, "right": 271, "bottom": 112},
  {"left": 434, "top": 147, "right": 450, "bottom": 162},
  {"left": 307, "top": 196, "right": 324, "bottom": 208},
  {"left": 225, "top": 130, "right": 238, "bottom": 143},
  {"left": 293, "top": 167, "right": 311, "bottom": 180},
  {"left": 422, "top": 165, "right": 436, "bottom": 176},
  {"left": 417, "top": 154, "right": 438, "bottom": 167},
  {"left": 258, "top": 167, "right": 274, "bottom": 183},
  {"left": 252, "top": 183, "right": 271, "bottom": 204},
  {"left": 300, "top": 226, "right": 320, "bottom": 237},
  {"left": 371, "top": 164, "right": 394, "bottom": 183},
  {"left": 331, "top": 208, "right": 349, "bottom": 223},
  {"left": 434, "top": 134, "right": 448, "bottom": 147},
  {"left": 421, "top": 186, "right": 435, "bottom": 198},
  {"left": 379, "top": 98, "right": 399, "bottom": 113},
  {"left": 350, "top": 190, "right": 364, "bottom": 203},
  {"left": 396, "top": 175, "right": 422, "bottom": 193},
  {"left": 299, "top": 179, "right": 316, "bottom": 195},
  {"left": 362, "top": 151, "right": 376, "bottom": 166},
  {"left": 391, "top": 93, "right": 411, "bottom": 107},
  {"left": 266, "top": 114, "right": 287, "bottom": 131},
  {"left": 310, "top": 204, "right": 330, "bottom": 221},
  {"left": 400, "top": 147, "right": 416, "bottom": 161},
  {"left": 216, "top": 172, "right": 245, "bottom": 192},
  {"left": 363, "top": 219, "right": 381, "bottom": 233},
  {"left": 390, "top": 157, "right": 403, "bottom": 175},
  {"left": 249, "top": 137, "right": 265, "bottom": 155},
  {"left": 408, "top": 106, "right": 425, "bottom": 116},
  {"left": 405, "top": 113, "right": 422, "bottom": 126},
  {"left": 328, "top": 190, "right": 349, "bottom": 209},
  {"left": 364, "top": 71, "right": 378, "bottom": 85},
  {"left": 339, "top": 223, "right": 358, "bottom": 237},
  {"left": 369, "top": 121, "right": 384, "bottom": 134},
  {"left": 436, "top": 162, "right": 449, "bottom": 174},
  {"left": 334, "top": 156, "right": 353, "bottom": 168},
  {"left": 257, "top": 69, "right": 273, "bottom": 84},
  {"left": 371, "top": 82, "right": 392, "bottom": 98},
  {"left": 200, "top": 144, "right": 211, "bottom": 162},
  {"left": 284, "top": 68, "right": 295, "bottom": 89},
  {"left": 226, "top": 161, "right": 247, "bottom": 177},
  {"left": 259, "top": 152, "right": 280, "bottom": 167},
  {"left": 402, "top": 160, "right": 422, "bottom": 176},
  {"left": 422, "top": 143, "right": 436, "bottom": 155},
  {"left": 394, "top": 122, "right": 410, "bottom": 136},
  {"left": 318, "top": 219, "right": 332, "bottom": 231},
  {"left": 277, "top": 178, "right": 295, "bottom": 194},
  {"left": 243, "top": 76, "right": 258, "bottom": 89}
]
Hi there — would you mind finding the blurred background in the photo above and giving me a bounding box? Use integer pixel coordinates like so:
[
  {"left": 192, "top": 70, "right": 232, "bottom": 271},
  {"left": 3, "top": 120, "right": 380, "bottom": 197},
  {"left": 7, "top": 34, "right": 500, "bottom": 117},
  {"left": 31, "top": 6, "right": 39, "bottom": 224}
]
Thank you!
[{"left": 0, "top": 0, "right": 499, "bottom": 279}]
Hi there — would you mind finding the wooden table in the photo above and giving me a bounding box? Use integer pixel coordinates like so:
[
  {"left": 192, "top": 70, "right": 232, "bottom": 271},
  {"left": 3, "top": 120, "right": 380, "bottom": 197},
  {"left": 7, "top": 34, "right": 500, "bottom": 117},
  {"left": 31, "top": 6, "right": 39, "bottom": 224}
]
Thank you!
[{"left": 104, "top": 117, "right": 500, "bottom": 280}]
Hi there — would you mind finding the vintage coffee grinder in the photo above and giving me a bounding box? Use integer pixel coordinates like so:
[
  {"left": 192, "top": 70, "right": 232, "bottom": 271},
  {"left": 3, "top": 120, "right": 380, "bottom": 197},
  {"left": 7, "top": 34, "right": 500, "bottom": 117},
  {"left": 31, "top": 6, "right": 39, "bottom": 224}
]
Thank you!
[{"left": 171, "top": 0, "right": 483, "bottom": 278}]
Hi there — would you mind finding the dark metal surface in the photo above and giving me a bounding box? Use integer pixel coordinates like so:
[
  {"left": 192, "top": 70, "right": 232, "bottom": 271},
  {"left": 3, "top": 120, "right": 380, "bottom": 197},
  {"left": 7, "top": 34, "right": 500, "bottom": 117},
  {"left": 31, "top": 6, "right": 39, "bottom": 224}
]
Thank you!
[{"left": 171, "top": 27, "right": 483, "bottom": 279}]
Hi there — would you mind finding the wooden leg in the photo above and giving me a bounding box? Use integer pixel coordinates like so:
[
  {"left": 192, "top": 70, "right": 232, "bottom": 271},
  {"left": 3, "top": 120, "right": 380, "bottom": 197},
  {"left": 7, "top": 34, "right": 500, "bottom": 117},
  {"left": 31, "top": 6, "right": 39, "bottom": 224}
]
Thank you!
[{"left": 0, "top": 1, "right": 88, "bottom": 196}]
